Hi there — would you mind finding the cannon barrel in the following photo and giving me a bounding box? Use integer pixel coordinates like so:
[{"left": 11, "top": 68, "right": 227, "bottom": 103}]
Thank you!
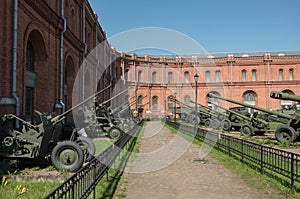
[
  {"left": 208, "top": 93, "right": 293, "bottom": 120},
  {"left": 270, "top": 91, "right": 300, "bottom": 102},
  {"left": 189, "top": 99, "right": 228, "bottom": 117},
  {"left": 51, "top": 86, "right": 132, "bottom": 123},
  {"left": 168, "top": 97, "right": 195, "bottom": 111}
]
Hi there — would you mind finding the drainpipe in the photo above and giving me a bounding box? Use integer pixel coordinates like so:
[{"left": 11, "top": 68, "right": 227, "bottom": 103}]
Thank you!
[
  {"left": 59, "top": 0, "right": 66, "bottom": 113},
  {"left": 12, "top": 0, "right": 20, "bottom": 128},
  {"left": 82, "top": 0, "right": 87, "bottom": 100}
]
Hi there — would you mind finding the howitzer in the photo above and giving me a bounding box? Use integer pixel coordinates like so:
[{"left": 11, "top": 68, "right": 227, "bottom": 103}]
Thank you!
[
  {"left": 0, "top": 86, "right": 113, "bottom": 172},
  {"left": 83, "top": 87, "right": 132, "bottom": 138},
  {"left": 168, "top": 97, "right": 207, "bottom": 126},
  {"left": 209, "top": 93, "right": 300, "bottom": 143},
  {"left": 207, "top": 102, "right": 252, "bottom": 132},
  {"left": 189, "top": 99, "right": 232, "bottom": 130}
]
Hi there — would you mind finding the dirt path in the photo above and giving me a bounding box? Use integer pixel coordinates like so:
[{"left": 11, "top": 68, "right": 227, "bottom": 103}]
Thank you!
[{"left": 115, "top": 121, "right": 281, "bottom": 199}]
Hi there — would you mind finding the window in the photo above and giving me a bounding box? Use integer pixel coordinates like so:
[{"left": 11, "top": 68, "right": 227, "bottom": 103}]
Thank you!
[
  {"left": 242, "top": 70, "right": 246, "bottom": 82},
  {"left": 138, "top": 95, "right": 143, "bottom": 105},
  {"left": 152, "top": 96, "right": 158, "bottom": 111},
  {"left": 279, "top": 69, "right": 283, "bottom": 81},
  {"left": 252, "top": 70, "right": 257, "bottom": 81},
  {"left": 289, "top": 69, "right": 294, "bottom": 81},
  {"left": 25, "top": 87, "right": 33, "bottom": 121},
  {"left": 168, "top": 96, "right": 174, "bottom": 109},
  {"left": 124, "top": 70, "right": 128, "bottom": 81},
  {"left": 184, "top": 71, "right": 189, "bottom": 83},
  {"left": 26, "top": 41, "right": 35, "bottom": 121},
  {"left": 215, "top": 71, "right": 220, "bottom": 82},
  {"left": 138, "top": 71, "right": 142, "bottom": 82},
  {"left": 243, "top": 92, "right": 255, "bottom": 114},
  {"left": 205, "top": 71, "right": 210, "bottom": 82},
  {"left": 184, "top": 96, "right": 190, "bottom": 105},
  {"left": 26, "top": 41, "right": 34, "bottom": 71},
  {"left": 152, "top": 71, "right": 157, "bottom": 83},
  {"left": 168, "top": 72, "right": 173, "bottom": 83}
]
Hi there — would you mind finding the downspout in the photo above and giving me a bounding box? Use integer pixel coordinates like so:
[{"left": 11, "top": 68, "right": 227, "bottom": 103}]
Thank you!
[
  {"left": 12, "top": 0, "right": 20, "bottom": 128},
  {"left": 82, "top": 0, "right": 87, "bottom": 100},
  {"left": 59, "top": 0, "right": 66, "bottom": 113}
]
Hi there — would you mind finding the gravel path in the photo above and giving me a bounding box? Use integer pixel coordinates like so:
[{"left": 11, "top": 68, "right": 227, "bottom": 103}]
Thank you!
[{"left": 114, "top": 121, "right": 281, "bottom": 199}]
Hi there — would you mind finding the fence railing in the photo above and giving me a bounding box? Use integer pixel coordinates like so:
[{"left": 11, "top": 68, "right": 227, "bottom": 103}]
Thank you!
[
  {"left": 166, "top": 120, "right": 300, "bottom": 190},
  {"left": 44, "top": 122, "right": 142, "bottom": 199}
]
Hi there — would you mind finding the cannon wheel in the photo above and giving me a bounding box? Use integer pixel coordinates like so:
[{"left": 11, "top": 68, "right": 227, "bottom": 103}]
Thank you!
[
  {"left": 189, "top": 114, "right": 200, "bottom": 126},
  {"left": 240, "top": 124, "right": 255, "bottom": 137},
  {"left": 211, "top": 119, "right": 220, "bottom": 129},
  {"left": 76, "top": 137, "right": 96, "bottom": 162},
  {"left": 221, "top": 119, "right": 232, "bottom": 131},
  {"left": 51, "top": 141, "right": 84, "bottom": 172},
  {"left": 275, "top": 126, "right": 297, "bottom": 143},
  {"left": 108, "top": 127, "right": 123, "bottom": 139},
  {"left": 204, "top": 119, "right": 212, "bottom": 128}
]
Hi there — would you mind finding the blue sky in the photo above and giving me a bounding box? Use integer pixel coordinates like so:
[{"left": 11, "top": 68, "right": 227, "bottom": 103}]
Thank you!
[{"left": 89, "top": 0, "right": 300, "bottom": 54}]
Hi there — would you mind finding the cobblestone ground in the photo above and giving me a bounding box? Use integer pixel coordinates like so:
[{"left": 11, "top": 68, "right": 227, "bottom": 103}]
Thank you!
[{"left": 114, "top": 121, "right": 283, "bottom": 199}]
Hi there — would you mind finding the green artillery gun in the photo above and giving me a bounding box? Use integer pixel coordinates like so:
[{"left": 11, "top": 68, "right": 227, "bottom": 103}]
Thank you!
[
  {"left": 168, "top": 97, "right": 206, "bottom": 127},
  {"left": 270, "top": 91, "right": 300, "bottom": 113},
  {"left": 207, "top": 102, "right": 253, "bottom": 132},
  {"left": 209, "top": 93, "right": 300, "bottom": 143},
  {"left": 0, "top": 88, "right": 117, "bottom": 172},
  {"left": 189, "top": 100, "right": 232, "bottom": 130},
  {"left": 83, "top": 87, "right": 132, "bottom": 139}
]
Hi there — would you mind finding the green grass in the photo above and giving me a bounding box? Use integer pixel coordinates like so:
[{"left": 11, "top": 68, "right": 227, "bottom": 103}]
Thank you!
[
  {"left": 88, "top": 121, "right": 145, "bottom": 199},
  {"left": 164, "top": 122, "right": 300, "bottom": 199},
  {"left": 0, "top": 177, "right": 61, "bottom": 199}
]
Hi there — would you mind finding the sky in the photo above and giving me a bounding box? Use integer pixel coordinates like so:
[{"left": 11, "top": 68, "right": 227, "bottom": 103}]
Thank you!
[{"left": 88, "top": 0, "right": 300, "bottom": 54}]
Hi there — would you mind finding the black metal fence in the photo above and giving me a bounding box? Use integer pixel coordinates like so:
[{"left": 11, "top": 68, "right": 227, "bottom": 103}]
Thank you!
[
  {"left": 166, "top": 120, "right": 300, "bottom": 190},
  {"left": 44, "top": 122, "right": 142, "bottom": 199}
]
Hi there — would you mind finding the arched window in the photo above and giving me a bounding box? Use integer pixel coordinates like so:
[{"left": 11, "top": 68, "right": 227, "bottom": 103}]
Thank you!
[
  {"left": 252, "top": 69, "right": 257, "bottom": 81},
  {"left": 215, "top": 70, "right": 220, "bottom": 82},
  {"left": 168, "top": 72, "right": 173, "bottom": 83},
  {"left": 152, "top": 71, "right": 157, "bottom": 83},
  {"left": 289, "top": 69, "right": 294, "bottom": 81},
  {"left": 26, "top": 41, "right": 35, "bottom": 121},
  {"left": 138, "top": 70, "right": 142, "bottom": 82},
  {"left": 205, "top": 71, "right": 210, "bottom": 82},
  {"left": 279, "top": 69, "right": 283, "bottom": 81},
  {"left": 184, "top": 71, "right": 189, "bottom": 83},
  {"left": 242, "top": 70, "right": 246, "bottom": 82},
  {"left": 243, "top": 91, "right": 255, "bottom": 113},
  {"left": 138, "top": 95, "right": 143, "bottom": 105},
  {"left": 184, "top": 96, "right": 190, "bottom": 106},
  {"left": 168, "top": 96, "right": 174, "bottom": 109},
  {"left": 152, "top": 96, "right": 158, "bottom": 111}
]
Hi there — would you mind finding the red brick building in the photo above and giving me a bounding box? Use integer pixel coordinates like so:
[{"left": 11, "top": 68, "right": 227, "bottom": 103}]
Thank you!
[
  {"left": 121, "top": 53, "right": 300, "bottom": 118},
  {"left": 0, "top": 0, "right": 122, "bottom": 126},
  {"left": 1, "top": 0, "right": 300, "bottom": 123}
]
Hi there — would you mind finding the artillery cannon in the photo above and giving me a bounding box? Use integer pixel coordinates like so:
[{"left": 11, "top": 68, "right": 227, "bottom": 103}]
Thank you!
[
  {"left": 209, "top": 93, "right": 300, "bottom": 143},
  {"left": 189, "top": 100, "right": 232, "bottom": 130},
  {"left": 82, "top": 87, "right": 133, "bottom": 139},
  {"left": 0, "top": 87, "right": 115, "bottom": 172}
]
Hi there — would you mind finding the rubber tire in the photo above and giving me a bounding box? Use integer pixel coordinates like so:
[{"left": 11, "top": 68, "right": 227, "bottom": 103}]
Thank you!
[
  {"left": 76, "top": 137, "right": 96, "bottom": 162},
  {"left": 221, "top": 119, "right": 232, "bottom": 131},
  {"left": 211, "top": 119, "right": 220, "bottom": 129},
  {"left": 204, "top": 119, "right": 212, "bottom": 128},
  {"left": 189, "top": 114, "right": 200, "bottom": 126},
  {"left": 51, "top": 141, "right": 84, "bottom": 172},
  {"left": 108, "top": 127, "right": 123, "bottom": 139},
  {"left": 240, "top": 124, "right": 255, "bottom": 137},
  {"left": 275, "top": 126, "right": 297, "bottom": 143}
]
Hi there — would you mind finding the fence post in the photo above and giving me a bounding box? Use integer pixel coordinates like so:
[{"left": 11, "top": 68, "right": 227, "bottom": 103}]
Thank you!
[
  {"left": 241, "top": 139, "right": 244, "bottom": 163},
  {"left": 260, "top": 145, "right": 264, "bottom": 174},
  {"left": 291, "top": 153, "right": 295, "bottom": 191},
  {"left": 228, "top": 137, "right": 230, "bottom": 156}
]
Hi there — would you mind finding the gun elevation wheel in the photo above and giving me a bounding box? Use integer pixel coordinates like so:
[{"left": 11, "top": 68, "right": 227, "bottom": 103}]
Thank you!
[
  {"left": 51, "top": 141, "right": 84, "bottom": 172},
  {"left": 76, "top": 137, "right": 96, "bottom": 162},
  {"left": 275, "top": 126, "right": 297, "bottom": 143},
  {"left": 240, "top": 124, "right": 255, "bottom": 137}
]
